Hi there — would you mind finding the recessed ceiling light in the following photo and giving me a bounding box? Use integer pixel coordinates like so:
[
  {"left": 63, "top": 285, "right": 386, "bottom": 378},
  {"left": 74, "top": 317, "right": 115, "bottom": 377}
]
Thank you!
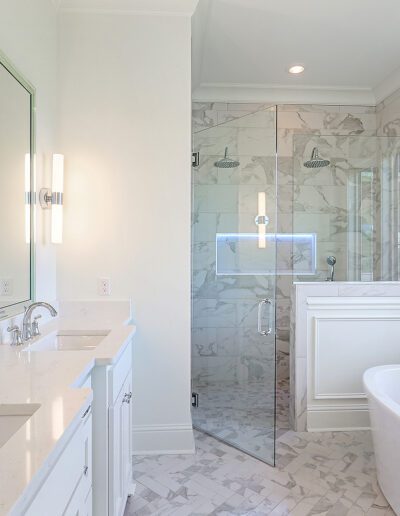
[{"left": 289, "top": 65, "right": 305, "bottom": 74}]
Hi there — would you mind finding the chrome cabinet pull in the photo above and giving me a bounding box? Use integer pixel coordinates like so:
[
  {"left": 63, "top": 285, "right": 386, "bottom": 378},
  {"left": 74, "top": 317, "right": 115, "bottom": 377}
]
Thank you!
[
  {"left": 83, "top": 465, "right": 89, "bottom": 476},
  {"left": 257, "top": 298, "right": 272, "bottom": 336}
]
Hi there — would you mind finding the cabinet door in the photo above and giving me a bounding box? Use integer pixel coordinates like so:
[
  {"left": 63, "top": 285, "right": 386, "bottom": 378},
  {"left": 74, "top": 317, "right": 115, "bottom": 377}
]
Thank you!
[
  {"left": 109, "top": 372, "right": 132, "bottom": 516},
  {"left": 121, "top": 374, "right": 132, "bottom": 498}
]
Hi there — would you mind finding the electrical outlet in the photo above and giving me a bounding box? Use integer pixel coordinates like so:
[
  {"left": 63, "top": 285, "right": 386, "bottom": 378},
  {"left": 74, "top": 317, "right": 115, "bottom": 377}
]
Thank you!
[
  {"left": 98, "top": 278, "right": 111, "bottom": 296},
  {"left": 0, "top": 278, "right": 13, "bottom": 296}
]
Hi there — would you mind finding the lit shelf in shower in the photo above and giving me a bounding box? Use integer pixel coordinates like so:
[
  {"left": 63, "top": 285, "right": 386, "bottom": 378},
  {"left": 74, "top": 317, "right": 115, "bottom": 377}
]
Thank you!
[{"left": 216, "top": 233, "right": 317, "bottom": 276}]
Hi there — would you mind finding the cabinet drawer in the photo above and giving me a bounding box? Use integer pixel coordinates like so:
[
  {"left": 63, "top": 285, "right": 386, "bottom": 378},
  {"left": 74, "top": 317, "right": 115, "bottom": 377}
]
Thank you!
[
  {"left": 111, "top": 340, "right": 132, "bottom": 404},
  {"left": 25, "top": 405, "right": 92, "bottom": 516}
]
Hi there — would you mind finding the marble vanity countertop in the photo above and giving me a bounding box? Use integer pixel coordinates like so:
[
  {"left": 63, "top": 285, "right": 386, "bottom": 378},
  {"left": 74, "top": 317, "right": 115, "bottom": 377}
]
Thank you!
[{"left": 0, "top": 307, "right": 136, "bottom": 515}]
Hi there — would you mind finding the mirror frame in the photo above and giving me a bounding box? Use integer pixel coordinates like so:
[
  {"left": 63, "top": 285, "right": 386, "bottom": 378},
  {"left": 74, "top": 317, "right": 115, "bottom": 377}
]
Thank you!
[{"left": 0, "top": 50, "right": 35, "bottom": 320}]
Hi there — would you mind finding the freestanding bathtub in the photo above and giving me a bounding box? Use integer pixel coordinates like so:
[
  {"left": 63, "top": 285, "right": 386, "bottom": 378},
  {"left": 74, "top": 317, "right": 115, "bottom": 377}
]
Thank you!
[{"left": 364, "top": 365, "right": 400, "bottom": 514}]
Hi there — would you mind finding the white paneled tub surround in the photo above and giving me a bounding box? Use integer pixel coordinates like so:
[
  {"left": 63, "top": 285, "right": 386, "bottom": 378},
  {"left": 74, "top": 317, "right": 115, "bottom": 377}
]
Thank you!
[
  {"left": 364, "top": 365, "right": 400, "bottom": 515},
  {"left": 290, "top": 282, "right": 400, "bottom": 432}
]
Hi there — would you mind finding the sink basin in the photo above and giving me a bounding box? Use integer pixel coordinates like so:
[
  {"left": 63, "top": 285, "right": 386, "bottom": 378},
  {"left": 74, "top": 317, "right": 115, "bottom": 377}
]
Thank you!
[
  {"left": 24, "top": 330, "right": 110, "bottom": 352},
  {"left": 0, "top": 403, "right": 40, "bottom": 448}
]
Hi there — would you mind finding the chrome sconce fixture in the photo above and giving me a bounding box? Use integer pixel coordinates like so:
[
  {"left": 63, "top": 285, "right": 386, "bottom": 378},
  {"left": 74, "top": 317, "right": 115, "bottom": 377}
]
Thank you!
[{"left": 39, "top": 154, "right": 64, "bottom": 244}]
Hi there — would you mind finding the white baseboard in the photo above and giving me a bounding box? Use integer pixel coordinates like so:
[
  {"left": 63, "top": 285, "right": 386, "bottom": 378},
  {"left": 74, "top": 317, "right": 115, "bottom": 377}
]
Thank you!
[
  {"left": 307, "top": 406, "right": 371, "bottom": 431},
  {"left": 132, "top": 423, "right": 195, "bottom": 455}
]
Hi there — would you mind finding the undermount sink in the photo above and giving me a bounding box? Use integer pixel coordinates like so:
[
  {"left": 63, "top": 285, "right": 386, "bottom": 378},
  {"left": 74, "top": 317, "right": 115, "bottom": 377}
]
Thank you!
[
  {"left": 24, "top": 330, "right": 110, "bottom": 352},
  {"left": 0, "top": 403, "right": 40, "bottom": 448}
]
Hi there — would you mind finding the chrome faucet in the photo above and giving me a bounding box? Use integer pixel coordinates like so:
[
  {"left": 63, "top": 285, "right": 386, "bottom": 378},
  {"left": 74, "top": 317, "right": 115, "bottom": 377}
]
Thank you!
[{"left": 22, "top": 302, "right": 57, "bottom": 341}]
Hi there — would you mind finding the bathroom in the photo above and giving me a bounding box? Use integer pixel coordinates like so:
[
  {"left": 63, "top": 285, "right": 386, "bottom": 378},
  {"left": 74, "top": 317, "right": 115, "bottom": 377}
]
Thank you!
[{"left": 1, "top": 0, "right": 400, "bottom": 514}]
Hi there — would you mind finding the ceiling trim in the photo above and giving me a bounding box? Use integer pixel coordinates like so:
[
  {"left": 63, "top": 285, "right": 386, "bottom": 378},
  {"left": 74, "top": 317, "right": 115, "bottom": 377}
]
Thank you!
[
  {"left": 193, "top": 83, "right": 376, "bottom": 106},
  {"left": 374, "top": 66, "right": 400, "bottom": 105},
  {"left": 57, "top": 0, "right": 199, "bottom": 16}
]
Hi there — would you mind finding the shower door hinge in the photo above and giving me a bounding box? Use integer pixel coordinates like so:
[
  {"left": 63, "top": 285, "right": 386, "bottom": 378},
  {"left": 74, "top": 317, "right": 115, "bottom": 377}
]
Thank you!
[
  {"left": 192, "top": 152, "right": 200, "bottom": 167},
  {"left": 191, "top": 392, "right": 199, "bottom": 407}
]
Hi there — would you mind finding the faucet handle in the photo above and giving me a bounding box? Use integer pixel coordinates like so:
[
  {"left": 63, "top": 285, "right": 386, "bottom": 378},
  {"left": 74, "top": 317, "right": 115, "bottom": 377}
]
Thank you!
[
  {"left": 32, "top": 315, "right": 42, "bottom": 337},
  {"left": 7, "top": 325, "right": 23, "bottom": 346}
]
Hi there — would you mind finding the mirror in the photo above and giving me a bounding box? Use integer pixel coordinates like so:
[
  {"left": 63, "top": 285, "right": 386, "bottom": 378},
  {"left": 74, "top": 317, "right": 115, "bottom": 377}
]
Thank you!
[{"left": 0, "top": 53, "right": 34, "bottom": 316}]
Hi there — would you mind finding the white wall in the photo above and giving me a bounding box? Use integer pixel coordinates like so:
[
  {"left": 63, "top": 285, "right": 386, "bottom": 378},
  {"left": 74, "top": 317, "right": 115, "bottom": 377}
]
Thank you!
[
  {"left": 57, "top": 11, "right": 194, "bottom": 453},
  {"left": 0, "top": 0, "right": 58, "bottom": 312}
]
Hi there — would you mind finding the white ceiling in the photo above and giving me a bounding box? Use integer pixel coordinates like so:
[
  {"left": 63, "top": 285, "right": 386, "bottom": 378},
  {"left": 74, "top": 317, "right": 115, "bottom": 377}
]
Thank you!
[{"left": 192, "top": 0, "right": 400, "bottom": 104}]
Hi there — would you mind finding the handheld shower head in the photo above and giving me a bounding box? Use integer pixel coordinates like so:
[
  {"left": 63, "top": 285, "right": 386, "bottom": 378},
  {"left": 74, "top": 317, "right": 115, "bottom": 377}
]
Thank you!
[
  {"left": 304, "top": 147, "right": 330, "bottom": 168},
  {"left": 326, "top": 256, "right": 336, "bottom": 267},
  {"left": 326, "top": 256, "right": 336, "bottom": 281}
]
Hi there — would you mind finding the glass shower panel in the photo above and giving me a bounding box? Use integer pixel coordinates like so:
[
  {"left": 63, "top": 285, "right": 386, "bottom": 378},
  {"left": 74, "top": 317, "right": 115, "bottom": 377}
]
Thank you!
[
  {"left": 292, "top": 135, "right": 400, "bottom": 282},
  {"left": 191, "top": 107, "right": 278, "bottom": 465}
]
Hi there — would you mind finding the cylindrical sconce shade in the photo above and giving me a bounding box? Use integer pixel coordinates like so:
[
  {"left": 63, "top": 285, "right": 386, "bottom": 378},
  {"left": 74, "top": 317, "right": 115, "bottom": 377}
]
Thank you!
[
  {"left": 258, "top": 192, "right": 266, "bottom": 249},
  {"left": 24, "top": 153, "right": 31, "bottom": 244},
  {"left": 51, "top": 154, "right": 64, "bottom": 244}
]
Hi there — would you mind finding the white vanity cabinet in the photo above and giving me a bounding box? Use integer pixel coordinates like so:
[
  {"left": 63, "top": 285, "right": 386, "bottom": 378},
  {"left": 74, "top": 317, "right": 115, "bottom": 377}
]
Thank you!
[
  {"left": 13, "top": 401, "right": 93, "bottom": 516},
  {"left": 109, "top": 372, "right": 133, "bottom": 516},
  {"left": 92, "top": 338, "right": 134, "bottom": 516}
]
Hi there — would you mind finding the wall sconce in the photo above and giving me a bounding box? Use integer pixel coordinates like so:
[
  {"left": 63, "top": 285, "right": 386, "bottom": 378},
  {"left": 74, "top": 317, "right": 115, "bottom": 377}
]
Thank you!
[
  {"left": 39, "top": 154, "right": 64, "bottom": 244},
  {"left": 24, "top": 153, "right": 31, "bottom": 244},
  {"left": 255, "top": 192, "right": 269, "bottom": 249}
]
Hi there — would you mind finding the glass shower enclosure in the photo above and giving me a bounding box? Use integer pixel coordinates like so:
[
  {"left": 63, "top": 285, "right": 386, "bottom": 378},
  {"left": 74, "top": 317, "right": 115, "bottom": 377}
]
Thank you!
[{"left": 191, "top": 107, "right": 279, "bottom": 465}]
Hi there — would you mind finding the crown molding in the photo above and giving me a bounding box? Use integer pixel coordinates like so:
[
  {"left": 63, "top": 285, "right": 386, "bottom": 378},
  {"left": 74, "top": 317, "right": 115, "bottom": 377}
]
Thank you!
[
  {"left": 193, "top": 82, "right": 376, "bottom": 106},
  {"left": 57, "top": 0, "right": 199, "bottom": 16},
  {"left": 374, "top": 66, "right": 400, "bottom": 106}
]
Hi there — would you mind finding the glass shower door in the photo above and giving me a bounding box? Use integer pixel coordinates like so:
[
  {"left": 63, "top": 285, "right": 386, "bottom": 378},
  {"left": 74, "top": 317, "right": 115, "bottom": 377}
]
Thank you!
[{"left": 191, "top": 106, "right": 278, "bottom": 465}]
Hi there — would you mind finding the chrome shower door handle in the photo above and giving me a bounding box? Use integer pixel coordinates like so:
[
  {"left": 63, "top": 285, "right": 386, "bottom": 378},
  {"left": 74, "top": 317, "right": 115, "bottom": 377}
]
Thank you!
[{"left": 257, "top": 298, "right": 272, "bottom": 336}]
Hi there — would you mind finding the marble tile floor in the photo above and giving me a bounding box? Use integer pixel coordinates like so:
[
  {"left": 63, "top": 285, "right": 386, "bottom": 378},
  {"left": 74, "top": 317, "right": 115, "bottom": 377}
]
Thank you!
[
  {"left": 125, "top": 425, "right": 391, "bottom": 515},
  {"left": 191, "top": 379, "right": 290, "bottom": 464}
]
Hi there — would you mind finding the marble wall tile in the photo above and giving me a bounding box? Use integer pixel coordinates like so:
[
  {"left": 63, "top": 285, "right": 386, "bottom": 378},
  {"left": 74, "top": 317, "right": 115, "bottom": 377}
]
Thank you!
[
  {"left": 227, "top": 103, "right": 272, "bottom": 112},
  {"left": 192, "top": 212, "right": 217, "bottom": 242},
  {"left": 276, "top": 299, "right": 290, "bottom": 330},
  {"left": 278, "top": 104, "right": 341, "bottom": 113},
  {"left": 377, "top": 87, "right": 400, "bottom": 136},
  {"left": 277, "top": 350, "right": 290, "bottom": 381},
  {"left": 192, "top": 241, "right": 215, "bottom": 269},
  {"left": 221, "top": 109, "right": 276, "bottom": 130},
  {"left": 194, "top": 126, "right": 238, "bottom": 155},
  {"left": 192, "top": 299, "right": 238, "bottom": 328},
  {"left": 276, "top": 276, "right": 293, "bottom": 300},
  {"left": 192, "top": 107, "right": 219, "bottom": 133},
  {"left": 277, "top": 156, "right": 294, "bottom": 187},
  {"left": 194, "top": 185, "right": 239, "bottom": 213},
  {"left": 192, "top": 356, "right": 239, "bottom": 385},
  {"left": 278, "top": 111, "right": 377, "bottom": 135},
  {"left": 192, "top": 327, "right": 218, "bottom": 356},
  {"left": 237, "top": 128, "right": 276, "bottom": 156},
  {"left": 292, "top": 185, "right": 348, "bottom": 214},
  {"left": 217, "top": 156, "right": 276, "bottom": 185},
  {"left": 192, "top": 100, "right": 388, "bottom": 394},
  {"left": 192, "top": 155, "right": 218, "bottom": 185}
]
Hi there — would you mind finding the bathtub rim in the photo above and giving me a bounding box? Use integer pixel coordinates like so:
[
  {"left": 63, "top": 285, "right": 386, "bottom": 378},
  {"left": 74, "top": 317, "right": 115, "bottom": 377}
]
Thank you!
[{"left": 363, "top": 364, "right": 400, "bottom": 417}]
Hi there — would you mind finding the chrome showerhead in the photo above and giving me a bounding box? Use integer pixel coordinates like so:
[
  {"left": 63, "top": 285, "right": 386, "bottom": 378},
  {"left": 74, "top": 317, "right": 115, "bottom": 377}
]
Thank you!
[
  {"left": 214, "top": 147, "right": 240, "bottom": 169},
  {"left": 304, "top": 147, "right": 330, "bottom": 168}
]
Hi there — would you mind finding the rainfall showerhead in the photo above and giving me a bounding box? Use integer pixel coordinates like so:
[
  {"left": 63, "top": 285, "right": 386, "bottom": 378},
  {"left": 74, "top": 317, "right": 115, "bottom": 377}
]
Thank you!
[
  {"left": 304, "top": 147, "right": 330, "bottom": 168},
  {"left": 214, "top": 147, "right": 240, "bottom": 169}
]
